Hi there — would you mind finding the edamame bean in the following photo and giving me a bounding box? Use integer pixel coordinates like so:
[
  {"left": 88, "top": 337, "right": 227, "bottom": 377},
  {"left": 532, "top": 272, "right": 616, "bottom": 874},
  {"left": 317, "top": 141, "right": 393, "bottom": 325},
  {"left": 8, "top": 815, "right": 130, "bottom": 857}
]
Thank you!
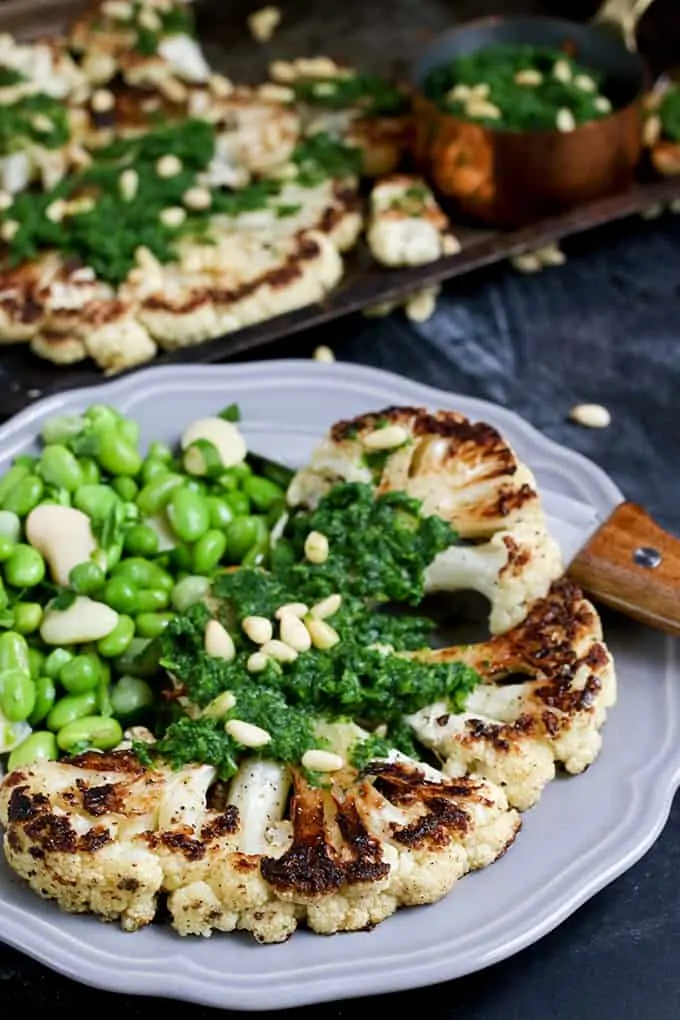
[
  {"left": 167, "top": 487, "right": 210, "bottom": 543},
  {"left": 57, "top": 715, "right": 123, "bottom": 752},
  {"left": 97, "top": 429, "right": 142, "bottom": 477},
  {"left": 39, "top": 445, "right": 84, "bottom": 491},
  {"left": 103, "top": 576, "right": 138, "bottom": 614},
  {"left": 112, "top": 558, "right": 173, "bottom": 592},
  {"left": 0, "top": 577, "right": 8, "bottom": 613},
  {"left": 110, "top": 675, "right": 154, "bottom": 717},
  {"left": 0, "top": 669, "right": 36, "bottom": 721},
  {"left": 112, "top": 476, "right": 138, "bottom": 501},
  {"left": 73, "top": 484, "right": 119, "bottom": 519},
  {"left": 135, "top": 588, "right": 169, "bottom": 612},
  {"left": 2, "top": 474, "right": 44, "bottom": 516},
  {"left": 171, "top": 574, "right": 211, "bottom": 612},
  {"left": 170, "top": 541, "right": 193, "bottom": 571},
  {"left": 0, "top": 510, "right": 21, "bottom": 543},
  {"left": 206, "top": 496, "right": 234, "bottom": 530},
  {"left": 119, "top": 418, "right": 140, "bottom": 447},
  {"left": 225, "top": 516, "right": 260, "bottom": 563},
  {"left": 4, "top": 544, "right": 46, "bottom": 588},
  {"left": 60, "top": 655, "right": 100, "bottom": 694},
  {"left": 69, "top": 560, "right": 106, "bottom": 596},
  {"left": 136, "top": 473, "right": 183, "bottom": 516},
  {"left": 41, "top": 414, "right": 85, "bottom": 446},
  {"left": 44, "top": 647, "right": 73, "bottom": 679},
  {"left": 140, "top": 456, "right": 170, "bottom": 485},
  {"left": 225, "top": 490, "right": 250, "bottom": 516},
  {"left": 46, "top": 690, "right": 97, "bottom": 731},
  {"left": 214, "top": 471, "right": 237, "bottom": 492},
  {"left": 13, "top": 603, "right": 43, "bottom": 635},
  {"left": 241, "top": 516, "right": 269, "bottom": 567},
  {"left": 0, "top": 536, "right": 13, "bottom": 563},
  {"left": 78, "top": 457, "right": 100, "bottom": 485},
  {"left": 28, "top": 675, "right": 56, "bottom": 725},
  {"left": 43, "top": 486, "right": 71, "bottom": 506},
  {"left": 135, "top": 612, "right": 173, "bottom": 638},
  {"left": 242, "top": 476, "right": 285, "bottom": 512},
  {"left": 123, "top": 524, "right": 159, "bottom": 557},
  {"left": 14, "top": 455, "right": 36, "bottom": 469},
  {"left": 27, "top": 647, "right": 45, "bottom": 680},
  {"left": 226, "top": 462, "right": 251, "bottom": 482},
  {"left": 0, "top": 464, "right": 30, "bottom": 505},
  {"left": 183, "top": 478, "right": 207, "bottom": 496},
  {"left": 84, "top": 405, "right": 119, "bottom": 430},
  {"left": 97, "top": 614, "right": 135, "bottom": 658},
  {"left": 148, "top": 441, "right": 173, "bottom": 461},
  {"left": 192, "top": 529, "right": 227, "bottom": 574},
  {"left": 0, "top": 631, "right": 30, "bottom": 676},
  {"left": 8, "top": 731, "right": 58, "bottom": 771}
]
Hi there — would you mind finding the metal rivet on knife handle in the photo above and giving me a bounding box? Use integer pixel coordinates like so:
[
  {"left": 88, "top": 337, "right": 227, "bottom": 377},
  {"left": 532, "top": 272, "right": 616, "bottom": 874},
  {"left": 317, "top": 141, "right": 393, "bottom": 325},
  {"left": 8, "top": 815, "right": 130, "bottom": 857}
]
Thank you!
[{"left": 633, "top": 546, "right": 662, "bottom": 569}]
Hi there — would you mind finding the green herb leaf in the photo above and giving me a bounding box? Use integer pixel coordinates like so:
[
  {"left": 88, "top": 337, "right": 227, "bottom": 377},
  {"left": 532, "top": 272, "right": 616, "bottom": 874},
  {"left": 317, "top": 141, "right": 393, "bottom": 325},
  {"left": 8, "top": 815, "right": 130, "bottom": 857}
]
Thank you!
[
  {"left": 218, "top": 403, "right": 241, "bottom": 422},
  {"left": 50, "top": 590, "right": 77, "bottom": 611}
]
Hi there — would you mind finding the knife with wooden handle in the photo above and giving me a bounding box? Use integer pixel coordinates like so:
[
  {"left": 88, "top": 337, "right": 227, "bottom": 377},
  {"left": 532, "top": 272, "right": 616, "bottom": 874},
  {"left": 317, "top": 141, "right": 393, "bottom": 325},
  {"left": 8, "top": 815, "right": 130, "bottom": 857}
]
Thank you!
[{"left": 567, "top": 502, "right": 680, "bottom": 637}]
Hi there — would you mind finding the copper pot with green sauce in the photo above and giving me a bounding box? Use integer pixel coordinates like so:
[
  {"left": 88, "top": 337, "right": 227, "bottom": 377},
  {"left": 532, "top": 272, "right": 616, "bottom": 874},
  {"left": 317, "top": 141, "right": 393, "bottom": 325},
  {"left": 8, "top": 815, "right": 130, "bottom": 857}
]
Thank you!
[{"left": 410, "top": 15, "right": 647, "bottom": 227}]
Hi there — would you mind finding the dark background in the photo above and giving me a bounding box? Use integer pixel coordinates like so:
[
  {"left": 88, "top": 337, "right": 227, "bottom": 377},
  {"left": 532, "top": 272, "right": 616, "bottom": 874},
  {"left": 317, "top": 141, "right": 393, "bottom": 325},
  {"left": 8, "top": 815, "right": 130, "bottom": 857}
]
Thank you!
[{"left": 2, "top": 0, "right": 680, "bottom": 1016}]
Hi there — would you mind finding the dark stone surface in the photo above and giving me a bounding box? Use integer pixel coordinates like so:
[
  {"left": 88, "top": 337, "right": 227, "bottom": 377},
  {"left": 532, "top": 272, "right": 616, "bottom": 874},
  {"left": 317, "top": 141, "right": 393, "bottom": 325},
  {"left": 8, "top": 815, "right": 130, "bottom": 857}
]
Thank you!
[{"left": 1, "top": 193, "right": 679, "bottom": 1020}]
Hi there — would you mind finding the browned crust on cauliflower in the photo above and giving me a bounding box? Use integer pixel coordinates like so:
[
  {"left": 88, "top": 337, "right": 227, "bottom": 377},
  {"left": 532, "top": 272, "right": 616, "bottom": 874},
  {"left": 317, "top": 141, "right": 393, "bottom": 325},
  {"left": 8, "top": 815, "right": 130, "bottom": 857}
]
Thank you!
[
  {"left": 407, "top": 579, "right": 617, "bottom": 810},
  {"left": 0, "top": 751, "right": 519, "bottom": 941}
]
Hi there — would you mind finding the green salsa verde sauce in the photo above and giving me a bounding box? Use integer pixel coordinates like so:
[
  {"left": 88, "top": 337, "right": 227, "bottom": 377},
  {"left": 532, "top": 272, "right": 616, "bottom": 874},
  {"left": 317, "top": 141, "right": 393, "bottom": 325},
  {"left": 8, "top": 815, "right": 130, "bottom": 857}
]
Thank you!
[{"left": 136, "top": 482, "right": 481, "bottom": 779}]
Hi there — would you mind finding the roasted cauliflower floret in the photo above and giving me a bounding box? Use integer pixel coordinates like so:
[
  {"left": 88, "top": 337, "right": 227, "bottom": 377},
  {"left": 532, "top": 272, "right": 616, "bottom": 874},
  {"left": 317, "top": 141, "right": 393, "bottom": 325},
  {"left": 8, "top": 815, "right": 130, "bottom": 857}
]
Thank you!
[
  {"left": 0, "top": 746, "right": 519, "bottom": 942},
  {"left": 287, "top": 406, "right": 563, "bottom": 633},
  {"left": 366, "top": 175, "right": 460, "bottom": 267},
  {"left": 406, "top": 579, "right": 617, "bottom": 810}
]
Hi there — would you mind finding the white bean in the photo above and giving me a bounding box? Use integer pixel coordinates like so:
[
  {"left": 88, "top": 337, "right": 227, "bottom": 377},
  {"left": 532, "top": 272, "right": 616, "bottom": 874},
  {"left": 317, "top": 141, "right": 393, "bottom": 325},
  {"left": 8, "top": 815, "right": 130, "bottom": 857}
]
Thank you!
[
  {"left": 181, "top": 417, "right": 247, "bottom": 468},
  {"left": 41, "top": 596, "right": 118, "bottom": 645},
  {"left": 25, "top": 504, "right": 97, "bottom": 587}
]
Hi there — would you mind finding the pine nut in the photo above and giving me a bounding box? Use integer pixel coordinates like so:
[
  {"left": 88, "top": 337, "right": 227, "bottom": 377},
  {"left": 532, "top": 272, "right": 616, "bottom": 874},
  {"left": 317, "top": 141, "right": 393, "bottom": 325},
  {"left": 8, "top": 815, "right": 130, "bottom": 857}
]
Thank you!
[
  {"left": 279, "top": 613, "right": 312, "bottom": 652},
  {"left": 362, "top": 424, "right": 409, "bottom": 450},
  {"left": 304, "top": 530, "right": 329, "bottom": 564},
  {"left": 313, "top": 344, "right": 335, "bottom": 362},
  {"left": 91, "top": 88, "right": 115, "bottom": 113},
  {"left": 594, "top": 95, "right": 612, "bottom": 114},
  {"left": 204, "top": 619, "right": 235, "bottom": 661},
  {"left": 247, "top": 5, "right": 281, "bottom": 43},
  {"left": 444, "top": 83, "right": 471, "bottom": 102},
  {"left": 156, "top": 154, "right": 183, "bottom": 178},
  {"left": 46, "top": 200, "right": 66, "bottom": 223},
  {"left": 138, "top": 7, "right": 162, "bottom": 31},
  {"left": 258, "top": 83, "right": 294, "bottom": 103},
  {"left": 209, "top": 73, "right": 234, "bottom": 97},
  {"left": 0, "top": 191, "right": 13, "bottom": 210},
  {"left": 553, "top": 58, "right": 572, "bottom": 83},
  {"left": 442, "top": 234, "right": 461, "bottom": 256},
  {"left": 511, "top": 252, "right": 542, "bottom": 274},
  {"left": 183, "top": 185, "right": 212, "bottom": 211},
  {"left": 568, "top": 403, "right": 611, "bottom": 428},
  {"left": 225, "top": 719, "right": 271, "bottom": 747},
  {"left": 556, "top": 108, "right": 576, "bottom": 133},
  {"left": 405, "top": 287, "right": 438, "bottom": 323},
  {"left": 465, "top": 99, "right": 501, "bottom": 120},
  {"left": 260, "top": 639, "right": 298, "bottom": 662},
  {"left": 102, "top": 0, "right": 132, "bottom": 19},
  {"left": 120, "top": 168, "right": 139, "bottom": 201},
  {"left": 31, "top": 113, "right": 54, "bottom": 132},
  {"left": 536, "top": 243, "right": 566, "bottom": 267},
  {"left": 203, "top": 691, "right": 236, "bottom": 718},
  {"left": 242, "top": 615, "right": 273, "bottom": 645},
  {"left": 310, "top": 594, "right": 342, "bottom": 619},
  {"left": 514, "top": 69, "right": 543, "bottom": 86},
  {"left": 247, "top": 651, "right": 269, "bottom": 673},
  {"left": 1, "top": 219, "right": 18, "bottom": 241},
  {"left": 301, "top": 749, "right": 344, "bottom": 772},
  {"left": 160, "top": 206, "right": 186, "bottom": 227},
  {"left": 574, "top": 74, "right": 596, "bottom": 92},
  {"left": 470, "top": 83, "right": 491, "bottom": 99},
  {"left": 305, "top": 617, "right": 340, "bottom": 650},
  {"left": 275, "top": 602, "right": 308, "bottom": 619},
  {"left": 643, "top": 114, "right": 661, "bottom": 147},
  {"left": 269, "top": 59, "right": 296, "bottom": 82}
]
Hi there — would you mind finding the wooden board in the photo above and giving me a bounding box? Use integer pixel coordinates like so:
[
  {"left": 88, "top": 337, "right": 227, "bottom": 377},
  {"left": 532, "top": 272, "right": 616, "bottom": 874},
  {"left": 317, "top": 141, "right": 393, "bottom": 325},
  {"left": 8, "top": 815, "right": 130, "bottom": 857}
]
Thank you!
[{"left": 1, "top": 0, "right": 679, "bottom": 416}]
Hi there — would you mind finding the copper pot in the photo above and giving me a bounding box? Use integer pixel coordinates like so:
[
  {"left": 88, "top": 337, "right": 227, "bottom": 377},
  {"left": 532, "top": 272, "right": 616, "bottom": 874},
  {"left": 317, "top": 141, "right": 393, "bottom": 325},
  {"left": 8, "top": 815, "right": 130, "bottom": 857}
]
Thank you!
[{"left": 411, "top": 15, "right": 648, "bottom": 227}]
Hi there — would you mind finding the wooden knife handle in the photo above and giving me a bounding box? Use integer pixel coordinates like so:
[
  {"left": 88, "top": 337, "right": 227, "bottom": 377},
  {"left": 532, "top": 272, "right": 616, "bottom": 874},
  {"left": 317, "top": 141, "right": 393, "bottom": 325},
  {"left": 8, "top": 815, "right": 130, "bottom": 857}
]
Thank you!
[{"left": 568, "top": 501, "right": 680, "bottom": 636}]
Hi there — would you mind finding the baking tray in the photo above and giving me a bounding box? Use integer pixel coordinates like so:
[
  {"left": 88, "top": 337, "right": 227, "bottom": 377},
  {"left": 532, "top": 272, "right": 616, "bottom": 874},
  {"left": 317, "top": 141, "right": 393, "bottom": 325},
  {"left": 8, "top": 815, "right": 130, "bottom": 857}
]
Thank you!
[{"left": 1, "top": 0, "right": 679, "bottom": 416}]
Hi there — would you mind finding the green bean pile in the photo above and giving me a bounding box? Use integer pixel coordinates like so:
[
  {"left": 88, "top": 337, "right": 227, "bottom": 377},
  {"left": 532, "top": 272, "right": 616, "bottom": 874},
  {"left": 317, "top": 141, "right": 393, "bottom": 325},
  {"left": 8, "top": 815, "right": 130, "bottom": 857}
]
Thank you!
[{"left": 0, "top": 402, "right": 291, "bottom": 771}]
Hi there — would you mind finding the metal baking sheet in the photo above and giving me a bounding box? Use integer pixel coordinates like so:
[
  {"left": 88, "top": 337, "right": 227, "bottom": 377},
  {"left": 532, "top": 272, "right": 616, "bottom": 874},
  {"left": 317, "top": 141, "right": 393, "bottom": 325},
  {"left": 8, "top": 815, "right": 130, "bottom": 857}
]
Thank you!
[{"left": 1, "top": 0, "right": 678, "bottom": 416}]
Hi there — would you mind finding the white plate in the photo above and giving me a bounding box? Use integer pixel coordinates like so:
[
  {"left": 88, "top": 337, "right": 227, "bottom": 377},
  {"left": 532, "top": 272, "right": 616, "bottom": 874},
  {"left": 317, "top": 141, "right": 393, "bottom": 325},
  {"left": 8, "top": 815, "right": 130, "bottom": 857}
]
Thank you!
[{"left": 0, "top": 360, "right": 678, "bottom": 1012}]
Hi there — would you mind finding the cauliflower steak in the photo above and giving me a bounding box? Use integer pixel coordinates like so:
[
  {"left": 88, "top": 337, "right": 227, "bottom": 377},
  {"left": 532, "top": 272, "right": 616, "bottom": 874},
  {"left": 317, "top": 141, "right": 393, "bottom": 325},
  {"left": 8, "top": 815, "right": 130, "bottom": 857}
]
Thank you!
[
  {"left": 288, "top": 406, "right": 563, "bottom": 633},
  {"left": 0, "top": 749, "right": 519, "bottom": 941}
]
